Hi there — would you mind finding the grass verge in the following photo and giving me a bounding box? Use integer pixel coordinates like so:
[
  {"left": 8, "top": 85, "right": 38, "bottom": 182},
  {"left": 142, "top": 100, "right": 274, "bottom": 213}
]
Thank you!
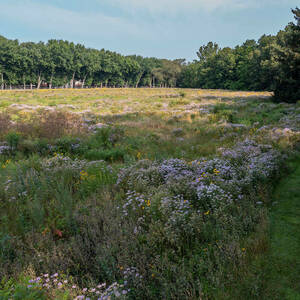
[{"left": 263, "top": 155, "right": 300, "bottom": 299}]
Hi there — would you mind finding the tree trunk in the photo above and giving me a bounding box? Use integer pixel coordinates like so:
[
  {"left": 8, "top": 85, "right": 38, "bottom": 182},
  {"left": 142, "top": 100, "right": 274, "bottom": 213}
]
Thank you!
[
  {"left": 49, "top": 75, "right": 53, "bottom": 89},
  {"left": 37, "top": 72, "right": 42, "bottom": 89},
  {"left": 70, "top": 72, "right": 75, "bottom": 88},
  {"left": 30, "top": 83, "right": 33, "bottom": 90},
  {"left": 1, "top": 73, "right": 3, "bottom": 90},
  {"left": 23, "top": 75, "right": 26, "bottom": 90},
  {"left": 135, "top": 72, "right": 144, "bottom": 88},
  {"left": 82, "top": 76, "right": 87, "bottom": 89},
  {"left": 100, "top": 82, "right": 103, "bottom": 88}
]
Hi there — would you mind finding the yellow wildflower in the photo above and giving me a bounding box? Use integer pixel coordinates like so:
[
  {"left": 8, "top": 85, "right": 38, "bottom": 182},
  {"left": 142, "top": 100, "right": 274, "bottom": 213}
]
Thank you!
[{"left": 80, "top": 170, "right": 89, "bottom": 180}]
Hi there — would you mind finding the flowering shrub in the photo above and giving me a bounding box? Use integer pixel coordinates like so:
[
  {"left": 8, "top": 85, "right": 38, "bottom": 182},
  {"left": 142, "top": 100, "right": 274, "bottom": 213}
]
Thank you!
[
  {"left": 41, "top": 153, "right": 111, "bottom": 173},
  {"left": 25, "top": 270, "right": 140, "bottom": 300},
  {"left": 0, "top": 144, "right": 10, "bottom": 155},
  {"left": 117, "top": 139, "right": 283, "bottom": 249},
  {"left": 117, "top": 159, "right": 164, "bottom": 189}
]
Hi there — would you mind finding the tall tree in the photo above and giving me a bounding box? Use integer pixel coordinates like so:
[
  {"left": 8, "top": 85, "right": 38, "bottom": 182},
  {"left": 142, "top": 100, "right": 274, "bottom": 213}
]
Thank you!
[
  {"left": 197, "top": 42, "right": 220, "bottom": 63},
  {"left": 273, "top": 8, "right": 300, "bottom": 102}
]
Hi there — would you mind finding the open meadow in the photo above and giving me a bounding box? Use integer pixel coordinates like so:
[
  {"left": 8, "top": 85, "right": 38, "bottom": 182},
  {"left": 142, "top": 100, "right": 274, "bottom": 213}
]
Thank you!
[{"left": 0, "top": 88, "right": 299, "bottom": 299}]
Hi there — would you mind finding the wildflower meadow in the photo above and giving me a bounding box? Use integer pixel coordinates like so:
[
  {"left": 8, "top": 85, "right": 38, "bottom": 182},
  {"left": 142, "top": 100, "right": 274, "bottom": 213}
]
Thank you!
[{"left": 0, "top": 88, "right": 299, "bottom": 299}]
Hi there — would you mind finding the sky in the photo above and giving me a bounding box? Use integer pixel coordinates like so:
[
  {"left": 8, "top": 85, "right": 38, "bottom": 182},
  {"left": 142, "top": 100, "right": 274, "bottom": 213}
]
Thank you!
[{"left": 0, "top": 0, "right": 299, "bottom": 61}]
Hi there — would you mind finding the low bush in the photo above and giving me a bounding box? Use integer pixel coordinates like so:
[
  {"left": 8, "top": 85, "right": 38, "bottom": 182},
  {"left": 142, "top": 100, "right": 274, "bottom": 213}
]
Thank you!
[{"left": 84, "top": 147, "right": 127, "bottom": 162}]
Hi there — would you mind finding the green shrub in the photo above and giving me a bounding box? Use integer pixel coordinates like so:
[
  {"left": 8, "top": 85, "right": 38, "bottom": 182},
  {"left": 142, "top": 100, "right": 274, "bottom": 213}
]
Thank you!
[
  {"left": 5, "top": 132, "right": 21, "bottom": 151},
  {"left": 0, "top": 233, "right": 16, "bottom": 262},
  {"left": 213, "top": 103, "right": 227, "bottom": 113},
  {"left": 84, "top": 147, "right": 126, "bottom": 162},
  {"left": 55, "top": 136, "right": 82, "bottom": 154},
  {"left": 18, "top": 139, "right": 50, "bottom": 156},
  {"left": 179, "top": 91, "right": 186, "bottom": 98},
  {"left": 0, "top": 278, "right": 46, "bottom": 300},
  {"left": 169, "top": 99, "right": 190, "bottom": 107}
]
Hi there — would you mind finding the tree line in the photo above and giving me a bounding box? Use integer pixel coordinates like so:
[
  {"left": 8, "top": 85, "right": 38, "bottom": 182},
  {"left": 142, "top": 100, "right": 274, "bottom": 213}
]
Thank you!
[
  {"left": 0, "top": 38, "right": 184, "bottom": 89},
  {"left": 0, "top": 7, "right": 299, "bottom": 102},
  {"left": 178, "top": 7, "right": 300, "bottom": 103}
]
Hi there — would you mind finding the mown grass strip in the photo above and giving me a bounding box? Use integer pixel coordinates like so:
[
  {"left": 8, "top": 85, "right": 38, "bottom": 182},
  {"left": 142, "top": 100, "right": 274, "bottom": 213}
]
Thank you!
[{"left": 263, "top": 156, "right": 300, "bottom": 299}]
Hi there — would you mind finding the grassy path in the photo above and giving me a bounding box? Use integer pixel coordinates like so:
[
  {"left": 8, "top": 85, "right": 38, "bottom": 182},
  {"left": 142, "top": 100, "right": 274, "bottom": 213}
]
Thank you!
[{"left": 262, "top": 157, "right": 300, "bottom": 299}]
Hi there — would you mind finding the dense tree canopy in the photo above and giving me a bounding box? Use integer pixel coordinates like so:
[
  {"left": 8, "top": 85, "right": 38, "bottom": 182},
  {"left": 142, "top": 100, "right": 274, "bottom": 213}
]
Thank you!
[
  {"left": 0, "top": 8, "right": 299, "bottom": 102},
  {"left": 177, "top": 8, "right": 300, "bottom": 102},
  {"left": 273, "top": 8, "right": 300, "bottom": 102},
  {"left": 178, "top": 34, "right": 280, "bottom": 92},
  {"left": 0, "top": 38, "right": 185, "bottom": 89}
]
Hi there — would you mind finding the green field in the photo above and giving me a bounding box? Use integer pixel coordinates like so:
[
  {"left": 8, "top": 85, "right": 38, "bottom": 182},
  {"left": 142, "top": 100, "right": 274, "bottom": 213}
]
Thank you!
[{"left": 0, "top": 88, "right": 299, "bottom": 299}]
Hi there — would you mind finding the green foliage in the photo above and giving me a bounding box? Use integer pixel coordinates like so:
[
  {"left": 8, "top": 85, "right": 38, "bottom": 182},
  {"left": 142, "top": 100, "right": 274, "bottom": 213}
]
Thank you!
[
  {"left": 0, "top": 6, "right": 299, "bottom": 102},
  {"left": 0, "top": 233, "right": 16, "bottom": 262},
  {"left": 273, "top": 8, "right": 300, "bottom": 103},
  {"left": 5, "top": 132, "right": 21, "bottom": 150},
  {"left": 0, "top": 37, "right": 185, "bottom": 89},
  {"left": 0, "top": 89, "right": 299, "bottom": 298},
  {"left": 0, "top": 278, "right": 46, "bottom": 300},
  {"left": 178, "top": 8, "right": 300, "bottom": 102},
  {"left": 18, "top": 139, "right": 49, "bottom": 156},
  {"left": 179, "top": 91, "right": 186, "bottom": 98},
  {"left": 168, "top": 98, "right": 190, "bottom": 106},
  {"left": 0, "top": 155, "right": 115, "bottom": 239},
  {"left": 84, "top": 147, "right": 127, "bottom": 162},
  {"left": 224, "top": 157, "right": 300, "bottom": 299}
]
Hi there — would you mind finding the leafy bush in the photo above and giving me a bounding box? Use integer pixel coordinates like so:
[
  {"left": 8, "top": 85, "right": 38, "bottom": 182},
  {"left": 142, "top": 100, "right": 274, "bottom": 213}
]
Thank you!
[
  {"left": 179, "top": 91, "right": 186, "bottom": 98},
  {"left": 54, "top": 136, "right": 82, "bottom": 154},
  {"left": 84, "top": 148, "right": 127, "bottom": 162},
  {"left": 0, "top": 278, "right": 46, "bottom": 300},
  {"left": 0, "top": 233, "right": 17, "bottom": 262},
  {"left": 90, "top": 126, "right": 125, "bottom": 148},
  {"left": 18, "top": 138, "right": 50, "bottom": 156},
  {"left": 6, "top": 132, "right": 21, "bottom": 151},
  {"left": 106, "top": 140, "right": 284, "bottom": 297}
]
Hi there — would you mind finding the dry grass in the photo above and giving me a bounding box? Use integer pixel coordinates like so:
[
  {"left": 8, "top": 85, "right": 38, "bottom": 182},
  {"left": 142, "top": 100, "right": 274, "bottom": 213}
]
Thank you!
[
  {"left": 0, "top": 88, "right": 272, "bottom": 116},
  {"left": 0, "top": 112, "right": 11, "bottom": 137}
]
